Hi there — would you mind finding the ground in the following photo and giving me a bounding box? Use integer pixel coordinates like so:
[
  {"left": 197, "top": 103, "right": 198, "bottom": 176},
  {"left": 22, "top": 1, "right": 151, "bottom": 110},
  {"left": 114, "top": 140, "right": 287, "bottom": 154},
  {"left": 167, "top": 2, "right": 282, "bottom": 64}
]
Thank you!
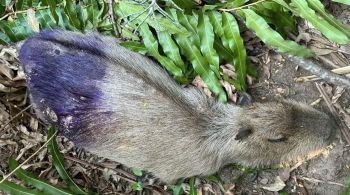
[{"left": 0, "top": 2, "right": 350, "bottom": 195}]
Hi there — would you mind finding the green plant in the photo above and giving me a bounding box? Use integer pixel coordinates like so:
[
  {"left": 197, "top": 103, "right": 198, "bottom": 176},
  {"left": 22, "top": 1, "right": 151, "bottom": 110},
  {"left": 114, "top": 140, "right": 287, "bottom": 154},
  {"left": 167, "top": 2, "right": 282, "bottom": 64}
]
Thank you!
[
  {"left": 343, "top": 175, "right": 350, "bottom": 195},
  {"left": 0, "top": 127, "right": 91, "bottom": 195},
  {"left": 0, "top": 0, "right": 349, "bottom": 101}
]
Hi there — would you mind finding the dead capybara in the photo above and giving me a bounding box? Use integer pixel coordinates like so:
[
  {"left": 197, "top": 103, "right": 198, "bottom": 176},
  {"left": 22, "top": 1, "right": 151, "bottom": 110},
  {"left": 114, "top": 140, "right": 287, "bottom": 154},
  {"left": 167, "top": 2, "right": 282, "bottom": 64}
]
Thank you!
[{"left": 19, "top": 30, "right": 336, "bottom": 183}]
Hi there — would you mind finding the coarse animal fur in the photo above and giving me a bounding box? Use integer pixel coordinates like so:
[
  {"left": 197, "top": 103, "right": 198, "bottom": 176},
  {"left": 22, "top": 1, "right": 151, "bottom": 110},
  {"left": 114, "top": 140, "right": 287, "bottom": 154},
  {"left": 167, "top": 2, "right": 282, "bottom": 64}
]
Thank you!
[{"left": 19, "top": 30, "right": 337, "bottom": 183}]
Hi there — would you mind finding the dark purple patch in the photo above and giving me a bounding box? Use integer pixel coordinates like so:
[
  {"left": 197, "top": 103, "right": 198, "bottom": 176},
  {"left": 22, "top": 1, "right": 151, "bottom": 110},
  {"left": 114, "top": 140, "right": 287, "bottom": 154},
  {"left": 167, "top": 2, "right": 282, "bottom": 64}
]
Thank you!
[{"left": 19, "top": 30, "right": 108, "bottom": 140}]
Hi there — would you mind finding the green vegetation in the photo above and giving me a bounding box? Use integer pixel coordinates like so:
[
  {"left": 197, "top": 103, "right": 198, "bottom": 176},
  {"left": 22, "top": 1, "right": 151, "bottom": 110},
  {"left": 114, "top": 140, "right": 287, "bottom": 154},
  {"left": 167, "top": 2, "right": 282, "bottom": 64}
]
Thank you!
[
  {"left": 0, "top": 127, "right": 91, "bottom": 195},
  {"left": 0, "top": 0, "right": 348, "bottom": 101}
]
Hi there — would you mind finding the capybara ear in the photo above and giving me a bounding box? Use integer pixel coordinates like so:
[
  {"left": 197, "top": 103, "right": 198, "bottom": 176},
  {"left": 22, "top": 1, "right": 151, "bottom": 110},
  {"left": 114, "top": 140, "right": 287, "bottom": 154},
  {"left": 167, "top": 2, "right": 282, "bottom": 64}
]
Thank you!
[{"left": 19, "top": 30, "right": 108, "bottom": 139}]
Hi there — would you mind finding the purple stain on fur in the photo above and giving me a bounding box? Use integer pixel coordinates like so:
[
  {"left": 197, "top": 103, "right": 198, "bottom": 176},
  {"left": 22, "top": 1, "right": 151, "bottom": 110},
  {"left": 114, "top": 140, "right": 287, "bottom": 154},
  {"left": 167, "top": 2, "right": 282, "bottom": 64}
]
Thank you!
[{"left": 19, "top": 30, "right": 106, "bottom": 139}]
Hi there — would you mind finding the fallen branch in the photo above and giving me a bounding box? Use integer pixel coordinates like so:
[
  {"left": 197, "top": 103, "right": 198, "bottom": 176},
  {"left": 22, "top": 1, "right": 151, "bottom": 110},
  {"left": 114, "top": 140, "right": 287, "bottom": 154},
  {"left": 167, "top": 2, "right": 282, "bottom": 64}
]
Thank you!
[
  {"left": 283, "top": 54, "right": 350, "bottom": 88},
  {"left": 295, "top": 66, "right": 350, "bottom": 82}
]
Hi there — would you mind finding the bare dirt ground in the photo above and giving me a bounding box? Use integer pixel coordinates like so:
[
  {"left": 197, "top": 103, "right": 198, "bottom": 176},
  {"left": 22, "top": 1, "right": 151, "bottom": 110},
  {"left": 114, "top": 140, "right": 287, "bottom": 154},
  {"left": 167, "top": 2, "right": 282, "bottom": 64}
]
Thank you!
[
  {"left": 218, "top": 52, "right": 350, "bottom": 195},
  {"left": 0, "top": 2, "right": 349, "bottom": 195}
]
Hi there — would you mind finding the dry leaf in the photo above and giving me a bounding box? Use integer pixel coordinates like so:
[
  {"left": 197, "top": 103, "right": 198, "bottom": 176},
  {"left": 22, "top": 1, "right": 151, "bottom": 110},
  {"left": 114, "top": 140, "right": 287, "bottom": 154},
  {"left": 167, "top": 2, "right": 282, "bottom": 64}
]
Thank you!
[
  {"left": 331, "top": 87, "right": 345, "bottom": 104},
  {"left": 261, "top": 176, "right": 286, "bottom": 192},
  {"left": 27, "top": 8, "right": 40, "bottom": 32},
  {"left": 224, "top": 183, "right": 235, "bottom": 195},
  {"left": 0, "top": 59, "right": 15, "bottom": 79}
]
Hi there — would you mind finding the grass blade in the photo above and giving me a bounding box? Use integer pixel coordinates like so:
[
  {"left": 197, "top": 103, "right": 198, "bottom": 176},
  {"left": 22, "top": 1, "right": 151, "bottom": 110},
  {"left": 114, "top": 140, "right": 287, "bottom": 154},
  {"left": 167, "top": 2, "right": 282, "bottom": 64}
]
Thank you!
[
  {"left": 9, "top": 157, "right": 74, "bottom": 195},
  {"left": 171, "top": 185, "right": 183, "bottom": 195},
  {"left": 47, "top": 127, "right": 88, "bottom": 195},
  {"left": 189, "top": 177, "right": 197, "bottom": 195},
  {"left": 0, "top": 177, "right": 45, "bottom": 195}
]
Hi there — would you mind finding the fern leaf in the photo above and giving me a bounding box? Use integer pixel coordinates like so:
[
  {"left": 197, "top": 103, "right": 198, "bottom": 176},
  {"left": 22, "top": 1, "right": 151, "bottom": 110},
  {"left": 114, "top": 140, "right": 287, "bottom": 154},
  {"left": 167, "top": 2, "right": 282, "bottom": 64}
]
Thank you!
[
  {"left": 198, "top": 10, "right": 220, "bottom": 77},
  {"left": 332, "top": 0, "right": 350, "bottom": 5},
  {"left": 172, "top": 0, "right": 196, "bottom": 9},
  {"left": 252, "top": 1, "right": 297, "bottom": 36},
  {"left": 44, "top": 0, "right": 59, "bottom": 23},
  {"left": 64, "top": 0, "right": 82, "bottom": 30},
  {"left": 222, "top": 12, "right": 247, "bottom": 90},
  {"left": 208, "top": 11, "right": 223, "bottom": 37},
  {"left": 119, "top": 41, "right": 147, "bottom": 54},
  {"left": 291, "top": 0, "right": 349, "bottom": 44},
  {"left": 176, "top": 11, "right": 200, "bottom": 47},
  {"left": 307, "top": 0, "right": 350, "bottom": 38},
  {"left": 223, "top": 0, "right": 248, "bottom": 9},
  {"left": 140, "top": 24, "right": 185, "bottom": 81},
  {"left": 116, "top": 2, "right": 188, "bottom": 35},
  {"left": 174, "top": 31, "right": 227, "bottom": 102},
  {"left": 242, "top": 9, "right": 314, "bottom": 57},
  {"left": 16, "top": 0, "right": 24, "bottom": 11},
  {"left": 0, "top": 31, "right": 10, "bottom": 44},
  {"left": 157, "top": 31, "right": 187, "bottom": 72},
  {"left": 36, "top": 9, "right": 56, "bottom": 29}
]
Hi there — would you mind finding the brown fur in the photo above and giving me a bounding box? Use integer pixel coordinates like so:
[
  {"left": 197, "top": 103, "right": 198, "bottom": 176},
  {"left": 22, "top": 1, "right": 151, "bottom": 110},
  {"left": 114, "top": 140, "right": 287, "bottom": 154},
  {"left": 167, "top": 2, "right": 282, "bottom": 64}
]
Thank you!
[{"left": 19, "top": 30, "right": 337, "bottom": 183}]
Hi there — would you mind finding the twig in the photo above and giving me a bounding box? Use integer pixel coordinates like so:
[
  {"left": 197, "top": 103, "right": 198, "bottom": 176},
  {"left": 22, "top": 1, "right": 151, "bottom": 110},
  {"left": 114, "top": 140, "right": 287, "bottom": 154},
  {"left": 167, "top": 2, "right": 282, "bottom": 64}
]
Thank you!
[
  {"left": 0, "top": 104, "right": 32, "bottom": 132},
  {"left": 315, "top": 83, "right": 350, "bottom": 144},
  {"left": 123, "top": 0, "right": 175, "bottom": 30},
  {"left": 0, "top": 5, "right": 50, "bottom": 21},
  {"left": 64, "top": 155, "right": 137, "bottom": 183},
  {"left": 284, "top": 54, "right": 350, "bottom": 89},
  {"left": 295, "top": 66, "right": 350, "bottom": 82},
  {"left": 0, "top": 130, "right": 58, "bottom": 184},
  {"left": 220, "top": 0, "right": 267, "bottom": 11},
  {"left": 108, "top": 0, "right": 120, "bottom": 37},
  {"left": 0, "top": 98, "right": 45, "bottom": 126},
  {"left": 298, "top": 176, "right": 345, "bottom": 187}
]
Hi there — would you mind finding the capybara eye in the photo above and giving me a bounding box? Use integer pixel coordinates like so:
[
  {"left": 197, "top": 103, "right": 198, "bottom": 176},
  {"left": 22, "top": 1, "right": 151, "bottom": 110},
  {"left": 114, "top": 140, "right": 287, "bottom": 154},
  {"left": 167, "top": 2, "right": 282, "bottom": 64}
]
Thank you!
[
  {"left": 268, "top": 136, "right": 287, "bottom": 143},
  {"left": 235, "top": 127, "right": 253, "bottom": 141}
]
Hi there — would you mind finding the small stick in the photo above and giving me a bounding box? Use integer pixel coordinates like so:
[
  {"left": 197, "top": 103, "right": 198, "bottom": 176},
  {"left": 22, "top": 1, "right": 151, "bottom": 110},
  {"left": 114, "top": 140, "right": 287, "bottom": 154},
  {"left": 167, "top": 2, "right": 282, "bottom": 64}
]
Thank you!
[
  {"left": 295, "top": 66, "right": 350, "bottom": 82},
  {"left": 315, "top": 83, "right": 350, "bottom": 144},
  {"left": 220, "top": 0, "right": 266, "bottom": 11},
  {"left": 298, "top": 176, "right": 345, "bottom": 187},
  {"left": 0, "top": 130, "right": 58, "bottom": 184},
  {"left": 284, "top": 54, "right": 350, "bottom": 89},
  {"left": 0, "top": 104, "right": 32, "bottom": 132},
  {"left": 108, "top": 0, "right": 120, "bottom": 37},
  {"left": 64, "top": 155, "right": 136, "bottom": 183}
]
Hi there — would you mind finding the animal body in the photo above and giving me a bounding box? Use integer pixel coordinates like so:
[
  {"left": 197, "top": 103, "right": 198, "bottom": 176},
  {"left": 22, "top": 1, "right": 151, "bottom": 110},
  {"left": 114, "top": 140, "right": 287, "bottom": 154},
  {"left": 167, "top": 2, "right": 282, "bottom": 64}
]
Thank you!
[{"left": 19, "top": 30, "right": 336, "bottom": 183}]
